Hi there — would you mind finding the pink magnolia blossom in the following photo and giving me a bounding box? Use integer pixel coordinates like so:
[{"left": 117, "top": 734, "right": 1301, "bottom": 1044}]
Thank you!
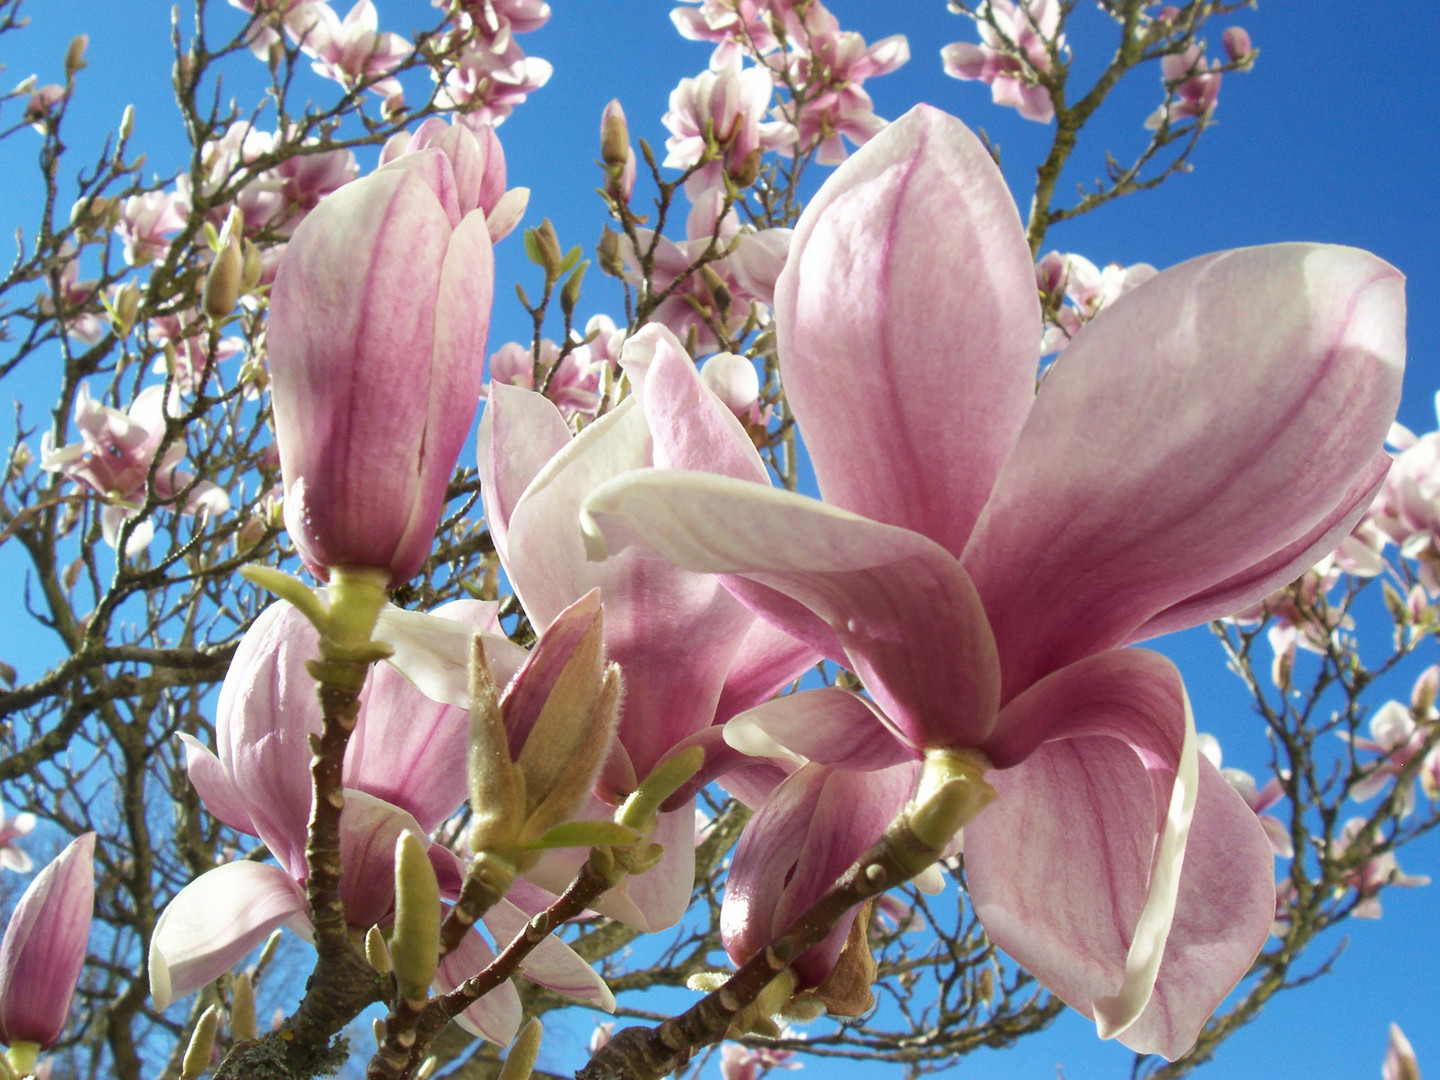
[
  {"left": 147, "top": 311, "right": 245, "bottom": 394},
  {"left": 117, "top": 191, "right": 187, "bottom": 266},
  {"left": 773, "top": 18, "right": 909, "bottom": 165},
  {"left": 227, "top": 0, "right": 330, "bottom": 58},
  {"left": 24, "top": 84, "right": 65, "bottom": 132},
  {"left": 1365, "top": 395, "right": 1440, "bottom": 589},
  {"left": 267, "top": 147, "right": 494, "bottom": 586},
  {"left": 581, "top": 106, "right": 1405, "bottom": 1057},
  {"left": 720, "top": 1039, "right": 801, "bottom": 1080},
  {"left": 1146, "top": 45, "right": 1222, "bottom": 130},
  {"left": 1037, "top": 251, "right": 1158, "bottom": 356},
  {"left": 1226, "top": 564, "right": 1353, "bottom": 690},
  {"left": 942, "top": 0, "right": 1063, "bottom": 123},
  {"left": 437, "top": 0, "right": 551, "bottom": 43},
  {"left": 662, "top": 59, "right": 796, "bottom": 194},
  {"left": 149, "top": 600, "right": 611, "bottom": 1043},
  {"left": 0, "top": 810, "right": 36, "bottom": 874},
  {"left": 0, "top": 834, "right": 95, "bottom": 1049},
  {"left": 37, "top": 247, "right": 105, "bottom": 345},
  {"left": 477, "top": 325, "right": 816, "bottom": 930},
  {"left": 671, "top": 1, "right": 779, "bottom": 71},
  {"left": 1332, "top": 818, "right": 1430, "bottom": 919},
  {"left": 483, "top": 338, "right": 604, "bottom": 420},
  {"left": 1384, "top": 1023, "right": 1420, "bottom": 1080},
  {"left": 39, "top": 384, "right": 231, "bottom": 553},
  {"left": 1222, "top": 26, "right": 1254, "bottom": 65},
  {"left": 701, "top": 352, "right": 764, "bottom": 426},
  {"left": 299, "top": 0, "right": 410, "bottom": 98},
  {"left": 1344, "top": 667, "right": 1439, "bottom": 818},
  {"left": 436, "top": 30, "right": 552, "bottom": 128}
]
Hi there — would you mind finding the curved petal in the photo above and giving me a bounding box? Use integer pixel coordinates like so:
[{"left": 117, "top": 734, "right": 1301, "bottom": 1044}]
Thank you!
[
  {"left": 776, "top": 104, "right": 1040, "bottom": 557},
  {"left": 435, "top": 928, "right": 522, "bottom": 1045},
  {"left": 508, "top": 401, "right": 756, "bottom": 788},
  {"left": 713, "top": 613, "right": 821, "bottom": 725},
  {"left": 966, "top": 651, "right": 1270, "bottom": 1057},
  {"left": 374, "top": 602, "right": 527, "bottom": 709},
  {"left": 149, "top": 861, "right": 309, "bottom": 1009},
  {"left": 722, "top": 761, "right": 917, "bottom": 987},
  {"left": 724, "top": 688, "right": 916, "bottom": 769},
  {"left": 483, "top": 898, "right": 615, "bottom": 1009},
  {"left": 965, "top": 244, "right": 1406, "bottom": 697},
  {"left": 179, "top": 734, "right": 256, "bottom": 836},
  {"left": 335, "top": 793, "right": 425, "bottom": 932},
  {"left": 582, "top": 471, "right": 1001, "bottom": 751},
  {"left": 477, "top": 383, "right": 572, "bottom": 567},
  {"left": 525, "top": 798, "right": 695, "bottom": 932}
]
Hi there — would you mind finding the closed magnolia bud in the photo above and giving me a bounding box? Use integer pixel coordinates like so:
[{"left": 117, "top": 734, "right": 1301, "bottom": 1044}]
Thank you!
[
  {"left": 497, "top": 1017, "right": 543, "bottom": 1080},
  {"left": 390, "top": 832, "right": 441, "bottom": 1003},
  {"left": 202, "top": 239, "right": 243, "bottom": 320},
  {"left": 534, "top": 219, "right": 563, "bottom": 280},
  {"left": 181, "top": 1005, "right": 219, "bottom": 1080},
  {"left": 600, "top": 100, "right": 635, "bottom": 202},
  {"left": 65, "top": 35, "right": 88, "bottom": 78},
  {"left": 267, "top": 148, "right": 495, "bottom": 586},
  {"left": 0, "top": 834, "right": 95, "bottom": 1050},
  {"left": 1222, "top": 26, "right": 1253, "bottom": 63},
  {"left": 230, "top": 971, "right": 257, "bottom": 1042},
  {"left": 597, "top": 226, "right": 625, "bottom": 278}
]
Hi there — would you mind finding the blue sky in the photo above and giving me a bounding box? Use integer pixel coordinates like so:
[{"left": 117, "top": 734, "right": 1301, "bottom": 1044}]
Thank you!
[{"left": 3, "top": 2, "right": 1438, "bottom": 1077}]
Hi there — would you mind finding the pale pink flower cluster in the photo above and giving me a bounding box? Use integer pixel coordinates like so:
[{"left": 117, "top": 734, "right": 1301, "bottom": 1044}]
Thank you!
[
  {"left": 662, "top": 59, "right": 796, "bottom": 193},
  {"left": 1344, "top": 666, "right": 1440, "bottom": 818},
  {"left": 622, "top": 191, "right": 792, "bottom": 355},
  {"left": 484, "top": 338, "right": 606, "bottom": 420},
  {"left": 0, "top": 808, "right": 37, "bottom": 873},
  {"left": 1363, "top": 395, "right": 1440, "bottom": 591},
  {"left": 432, "top": 0, "right": 552, "bottom": 127},
  {"left": 146, "top": 311, "right": 246, "bottom": 394},
  {"left": 39, "top": 384, "right": 231, "bottom": 553},
  {"left": 668, "top": 0, "right": 909, "bottom": 167},
  {"left": 116, "top": 191, "right": 187, "bottom": 267},
  {"left": 37, "top": 245, "right": 106, "bottom": 346},
  {"left": 1145, "top": 45, "right": 1222, "bottom": 130},
  {"left": 1331, "top": 818, "right": 1431, "bottom": 919},
  {"left": 229, "top": 0, "right": 409, "bottom": 100},
  {"left": 24, "top": 83, "right": 66, "bottom": 133},
  {"left": 942, "top": 0, "right": 1063, "bottom": 123},
  {"left": 1036, "top": 251, "right": 1157, "bottom": 356},
  {"left": 1226, "top": 563, "right": 1356, "bottom": 690},
  {"left": 720, "top": 1039, "right": 801, "bottom": 1080}
]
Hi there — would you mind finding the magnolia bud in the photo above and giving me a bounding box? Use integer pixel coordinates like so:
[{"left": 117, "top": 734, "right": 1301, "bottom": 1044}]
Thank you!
[
  {"left": 730, "top": 147, "right": 763, "bottom": 189},
  {"left": 230, "top": 971, "right": 258, "bottom": 1042},
  {"left": 181, "top": 1005, "right": 219, "bottom": 1080},
  {"left": 364, "top": 925, "right": 392, "bottom": 975},
  {"left": 600, "top": 100, "right": 630, "bottom": 170},
  {"left": 390, "top": 832, "right": 441, "bottom": 1003},
  {"left": 498, "top": 1018, "right": 543, "bottom": 1080},
  {"left": 202, "top": 239, "right": 243, "bottom": 320},
  {"left": 597, "top": 226, "right": 625, "bottom": 278},
  {"left": 534, "top": 219, "right": 563, "bottom": 280},
  {"left": 1222, "top": 26, "right": 1253, "bottom": 64},
  {"left": 64, "top": 36, "right": 88, "bottom": 78}
]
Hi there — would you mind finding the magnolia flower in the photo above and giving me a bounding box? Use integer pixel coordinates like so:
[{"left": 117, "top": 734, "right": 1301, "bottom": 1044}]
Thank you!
[
  {"left": 1344, "top": 668, "right": 1439, "bottom": 818},
  {"left": 267, "top": 147, "right": 494, "bottom": 586},
  {"left": 484, "top": 339, "right": 603, "bottom": 420},
  {"left": 1146, "top": 45, "right": 1222, "bottom": 130},
  {"left": 117, "top": 190, "right": 187, "bottom": 266},
  {"left": 0, "top": 810, "right": 37, "bottom": 874},
  {"left": 1037, "top": 251, "right": 1158, "bottom": 356},
  {"left": 775, "top": 23, "right": 909, "bottom": 165},
  {"left": 581, "top": 106, "right": 1405, "bottom": 1058},
  {"left": 477, "top": 326, "right": 816, "bottom": 929},
  {"left": 662, "top": 59, "right": 796, "bottom": 194},
  {"left": 0, "top": 834, "right": 95, "bottom": 1050},
  {"left": 147, "top": 311, "right": 245, "bottom": 394},
  {"left": 670, "top": 1, "right": 779, "bottom": 70},
  {"left": 150, "top": 601, "right": 611, "bottom": 1044},
  {"left": 942, "top": 0, "right": 1063, "bottom": 123},
  {"left": 39, "top": 383, "right": 230, "bottom": 553},
  {"left": 301, "top": 0, "right": 410, "bottom": 98},
  {"left": 1332, "top": 819, "right": 1430, "bottom": 919},
  {"left": 436, "top": 32, "right": 552, "bottom": 127},
  {"left": 36, "top": 247, "right": 105, "bottom": 345}
]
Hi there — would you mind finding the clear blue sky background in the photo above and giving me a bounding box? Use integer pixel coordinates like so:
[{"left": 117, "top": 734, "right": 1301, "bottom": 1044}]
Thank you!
[{"left": 3, "top": 2, "right": 1438, "bottom": 1078}]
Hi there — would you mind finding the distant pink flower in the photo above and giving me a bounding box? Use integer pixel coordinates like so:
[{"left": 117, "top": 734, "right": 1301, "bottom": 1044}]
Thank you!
[
  {"left": 270, "top": 143, "right": 359, "bottom": 232},
  {"left": 37, "top": 248, "right": 105, "bottom": 345},
  {"left": 0, "top": 834, "right": 95, "bottom": 1049},
  {"left": 227, "top": 0, "right": 329, "bottom": 57},
  {"left": 147, "top": 312, "right": 245, "bottom": 394},
  {"left": 1146, "top": 45, "right": 1222, "bottom": 129},
  {"left": 300, "top": 0, "right": 410, "bottom": 98},
  {"left": 438, "top": 0, "right": 550, "bottom": 43},
  {"left": 662, "top": 59, "right": 796, "bottom": 193},
  {"left": 1332, "top": 818, "right": 1430, "bottom": 919},
  {"left": 942, "top": 0, "right": 1062, "bottom": 123},
  {"left": 436, "top": 31, "right": 552, "bottom": 127},
  {"left": 24, "top": 84, "right": 65, "bottom": 132},
  {"left": 484, "top": 339, "right": 602, "bottom": 420},
  {"left": 1344, "top": 668, "right": 1438, "bottom": 818},
  {"left": 1222, "top": 26, "right": 1254, "bottom": 64},
  {"left": 39, "top": 384, "right": 231, "bottom": 553},
  {"left": 671, "top": 0, "right": 779, "bottom": 70},
  {"left": 0, "top": 810, "right": 37, "bottom": 874},
  {"left": 117, "top": 191, "right": 187, "bottom": 266},
  {"left": 1037, "top": 251, "right": 1157, "bottom": 356},
  {"left": 776, "top": 23, "right": 909, "bottom": 164}
]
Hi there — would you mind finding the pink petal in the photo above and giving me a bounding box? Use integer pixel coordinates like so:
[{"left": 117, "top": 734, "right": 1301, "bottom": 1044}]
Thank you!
[
  {"left": 724, "top": 688, "right": 915, "bottom": 769},
  {"left": 373, "top": 602, "right": 528, "bottom": 709},
  {"left": 148, "top": 861, "right": 309, "bottom": 1009},
  {"left": 483, "top": 898, "right": 614, "bottom": 1009},
  {"left": 775, "top": 104, "right": 1039, "bottom": 557},
  {"left": 435, "top": 928, "right": 522, "bottom": 1044},
  {"left": 477, "top": 383, "right": 573, "bottom": 568},
  {"left": 178, "top": 734, "right": 256, "bottom": 836},
  {"left": 966, "top": 244, "right": 1406, "bottom": 697},
  {"left": 582, "top": 471, "right": 1002, "bottom": 751},
  {"left": 713, "top": 618, "right": 821, "bottom": 725},
  {"left": 965, "top": 650, "right": 1272, "bottom": 1058}
]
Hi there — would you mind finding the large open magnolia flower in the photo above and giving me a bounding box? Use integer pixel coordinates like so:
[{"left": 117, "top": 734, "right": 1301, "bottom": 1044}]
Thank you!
[{"left": 580, "top": 105, "right": 1405, "bottom": 1057}]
